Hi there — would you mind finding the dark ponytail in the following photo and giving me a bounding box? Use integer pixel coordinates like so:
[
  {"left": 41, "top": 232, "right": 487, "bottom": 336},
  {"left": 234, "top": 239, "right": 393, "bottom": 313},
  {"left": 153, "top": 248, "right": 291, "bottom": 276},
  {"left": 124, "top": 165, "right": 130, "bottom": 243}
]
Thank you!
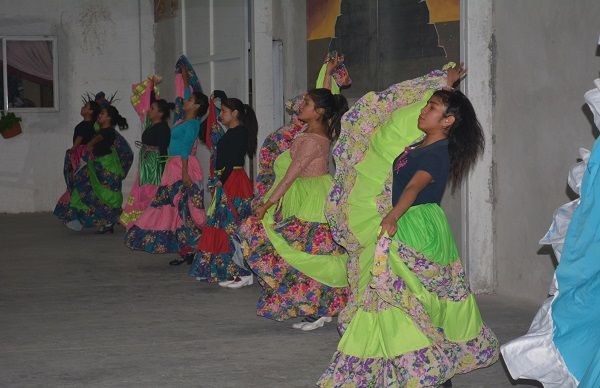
[
  {"left": 222, "top": 98, "right": 259, "bottom": 157},
  {"left": 154, "top": 99, "right": 175, "bottom": 121},
  {"left": 432, "top": 89, "right": 485, "bottom": 191},
  {"left": 192, "top": 92, "right": 209, "bottom": 118},
  {"left": 330, "top": 94, "right": 349, "bottom": 139},
  {"left": 306, "top": 88, "right": 349, "bottom": 140},
  {"left": 104, "top": 105, "right": 129, "bottom": 130}
]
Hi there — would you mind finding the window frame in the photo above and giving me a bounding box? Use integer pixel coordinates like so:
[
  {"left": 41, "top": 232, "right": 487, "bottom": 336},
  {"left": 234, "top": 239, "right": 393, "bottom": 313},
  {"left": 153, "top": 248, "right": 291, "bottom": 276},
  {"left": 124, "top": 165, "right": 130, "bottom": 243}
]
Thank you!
[{"left": 1, "top": 36, "right": 59, "bottom": 112}]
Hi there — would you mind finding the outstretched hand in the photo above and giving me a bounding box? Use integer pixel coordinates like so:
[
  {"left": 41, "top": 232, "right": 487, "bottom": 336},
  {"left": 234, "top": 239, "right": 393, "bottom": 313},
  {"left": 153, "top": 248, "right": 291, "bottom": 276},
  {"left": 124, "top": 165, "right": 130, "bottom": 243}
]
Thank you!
[{"left": 446, "top": 62, "right": 466, "bottom": 88}]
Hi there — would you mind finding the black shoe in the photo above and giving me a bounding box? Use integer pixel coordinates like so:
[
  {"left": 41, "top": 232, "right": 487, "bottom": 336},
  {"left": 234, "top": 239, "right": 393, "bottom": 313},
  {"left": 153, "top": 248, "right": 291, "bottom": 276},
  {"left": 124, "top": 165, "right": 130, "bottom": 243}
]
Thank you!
[
  {"left": 441, "top": 379, "right": 452, "bottom": 387},
  {"left": 95, "top": 224, "right": 114, "bottom": 234},
  {"left": 169, "top": 258, "right": 186, "bottom": 266}
]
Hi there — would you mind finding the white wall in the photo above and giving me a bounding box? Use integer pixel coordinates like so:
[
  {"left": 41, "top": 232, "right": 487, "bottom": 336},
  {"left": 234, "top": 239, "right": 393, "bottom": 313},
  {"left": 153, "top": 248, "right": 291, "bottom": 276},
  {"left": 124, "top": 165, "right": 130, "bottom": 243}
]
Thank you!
[
  {"left": 272, "top": 0, "right": 307, "bottom": 104},
  {"left": 493, "top": 0, "right": 600, "bottom": 302},
  {"left": 154, "top": 6, "right": 183, "bottom": 106},
  {"left": 0, "top": 0, "right": 155, "bottom": 213}
]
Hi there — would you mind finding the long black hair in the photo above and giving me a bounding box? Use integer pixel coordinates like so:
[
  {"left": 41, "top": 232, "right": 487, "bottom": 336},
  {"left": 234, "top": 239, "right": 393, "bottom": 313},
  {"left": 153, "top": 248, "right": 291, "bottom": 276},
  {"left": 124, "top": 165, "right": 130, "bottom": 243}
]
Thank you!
[
  {"left": 192, "top": 91, "right": 209, "bottom": 118},
  {"left": 432, "top": 89, "right": 485, "bottom": 191},
  {"left": 154, "top": 99, "right": 175, "bottom": 122},
  {"left": 221, "top": 98, "right": 258, "bottom": 157},
  {"left": 103, "top": 105, "right": 129, "bottom": 130},
  {"left": 306, "top": 88, "right": 348, "bottom": 140}
]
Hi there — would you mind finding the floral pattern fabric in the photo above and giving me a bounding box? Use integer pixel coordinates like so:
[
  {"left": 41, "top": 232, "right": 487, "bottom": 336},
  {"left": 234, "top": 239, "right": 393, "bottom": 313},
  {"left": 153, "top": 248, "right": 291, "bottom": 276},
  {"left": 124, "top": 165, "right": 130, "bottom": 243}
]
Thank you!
[
  {"left": 124, "top": 180, "right": 205, "bottom": 254},
  {"left": 326, "top": 70, "right": 447, "bottom": 252},
  {"left": 239, "top": 213, "right": 348, "bottom": 321},
  {"left": 318, "top": 236, "right": 499, "bottom": 387},
  {"left": 253, "top": 95, "right": 306, "bottom": 209},
  {"left": 189, "top": 169, "right": 253, "bottom": 282},
  {"left": 54, "top": 132, "right": 133, "bottom": 227},
  {"left": 273, "top": 215, "right": 347, "bottom": 256},
  {"left": 188, "top": 119, "right": 254, "bottom": 282}
]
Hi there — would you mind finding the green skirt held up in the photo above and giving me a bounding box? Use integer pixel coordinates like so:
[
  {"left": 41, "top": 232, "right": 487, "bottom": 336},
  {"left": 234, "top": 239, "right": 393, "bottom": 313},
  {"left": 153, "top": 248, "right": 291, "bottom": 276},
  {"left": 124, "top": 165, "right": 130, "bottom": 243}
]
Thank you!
[
  {"left": 319, "top": 84, "right": 498, "bottom": 387},
  {"left": 239, "top": 150, "right": 349, "bottom": 321}
]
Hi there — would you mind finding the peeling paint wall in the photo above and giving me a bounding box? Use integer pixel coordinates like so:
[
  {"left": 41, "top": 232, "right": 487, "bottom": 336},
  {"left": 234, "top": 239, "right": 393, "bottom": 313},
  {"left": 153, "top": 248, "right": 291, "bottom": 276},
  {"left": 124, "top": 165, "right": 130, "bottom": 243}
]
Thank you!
[
  {"left": 0, "top": 0, "right": 155, "bottom": 213},
  {"left": 493, "top": 0, "right": 600, "bottom": 302}
]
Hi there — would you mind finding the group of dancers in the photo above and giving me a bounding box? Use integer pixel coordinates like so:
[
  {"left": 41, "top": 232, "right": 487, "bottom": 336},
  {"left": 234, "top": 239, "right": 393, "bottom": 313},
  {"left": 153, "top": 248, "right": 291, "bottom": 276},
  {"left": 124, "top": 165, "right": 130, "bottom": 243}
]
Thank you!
[{"left": 54, "top": 54, "right": 500, "bottom": 386}]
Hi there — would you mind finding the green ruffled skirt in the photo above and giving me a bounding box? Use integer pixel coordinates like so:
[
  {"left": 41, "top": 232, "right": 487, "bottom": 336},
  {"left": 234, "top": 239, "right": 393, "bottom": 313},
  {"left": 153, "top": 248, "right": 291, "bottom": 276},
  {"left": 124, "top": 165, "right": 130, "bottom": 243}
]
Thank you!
[{"left": 239, "top": 150, "right": 349, "bottom": 320}]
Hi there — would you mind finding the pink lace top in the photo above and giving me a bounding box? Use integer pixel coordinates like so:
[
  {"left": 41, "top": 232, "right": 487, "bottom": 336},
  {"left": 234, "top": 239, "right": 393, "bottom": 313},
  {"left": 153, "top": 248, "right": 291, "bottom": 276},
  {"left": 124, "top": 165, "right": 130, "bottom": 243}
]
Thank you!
[{"left": 269, "top": 133, "right": 331, "bottom": 202}]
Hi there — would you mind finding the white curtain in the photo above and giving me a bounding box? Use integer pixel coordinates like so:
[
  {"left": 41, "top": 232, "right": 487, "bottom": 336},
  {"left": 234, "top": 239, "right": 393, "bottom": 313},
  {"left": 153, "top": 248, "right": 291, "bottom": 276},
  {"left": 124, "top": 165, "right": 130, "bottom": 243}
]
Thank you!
[{"left": 6, "top": 40, "right": 53, "bottom": 81}]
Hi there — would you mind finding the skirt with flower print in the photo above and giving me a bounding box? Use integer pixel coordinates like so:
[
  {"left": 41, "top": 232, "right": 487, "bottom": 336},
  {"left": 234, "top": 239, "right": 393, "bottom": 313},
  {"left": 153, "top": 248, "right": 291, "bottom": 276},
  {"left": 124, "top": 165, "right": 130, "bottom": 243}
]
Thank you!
[
  {"left": 189, "top": 168, "right": 253, "bottom": 282},
  {"left": 238, "top": 172, "right": 349, "bottom": 321},
  {"left": 124, "top": 156, "right": 205, "bottom": 256},
  {"left": 318, "top": 205, "right": 499, "bottom": 387},
  {"left": 54, "top": 134, "right": 133, "bottom": 228}
]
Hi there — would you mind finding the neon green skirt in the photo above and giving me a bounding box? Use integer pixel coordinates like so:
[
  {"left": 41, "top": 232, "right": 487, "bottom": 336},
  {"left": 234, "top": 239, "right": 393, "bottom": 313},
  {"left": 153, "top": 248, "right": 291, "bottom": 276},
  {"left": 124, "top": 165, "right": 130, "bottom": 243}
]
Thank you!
[{"left": 261, "top": 150, "right": 348, "bottom": 287}]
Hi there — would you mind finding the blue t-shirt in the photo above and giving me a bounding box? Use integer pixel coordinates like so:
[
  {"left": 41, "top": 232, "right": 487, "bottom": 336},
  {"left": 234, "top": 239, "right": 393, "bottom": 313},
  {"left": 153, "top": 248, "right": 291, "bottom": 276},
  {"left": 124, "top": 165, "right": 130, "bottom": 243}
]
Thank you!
[
  {"left": 391, "top": 139, "right": 449, "bottom": 207},
  {"left": 168, "top": 119, "right": 200, "bottom": 159}
]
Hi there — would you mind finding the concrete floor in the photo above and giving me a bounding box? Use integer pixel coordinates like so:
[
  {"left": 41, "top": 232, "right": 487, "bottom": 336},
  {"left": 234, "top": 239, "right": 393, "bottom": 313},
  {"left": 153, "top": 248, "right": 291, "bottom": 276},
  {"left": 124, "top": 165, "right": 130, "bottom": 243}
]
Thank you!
[{"left": 0, "top": 213, "right": 544, "bottom": 388}]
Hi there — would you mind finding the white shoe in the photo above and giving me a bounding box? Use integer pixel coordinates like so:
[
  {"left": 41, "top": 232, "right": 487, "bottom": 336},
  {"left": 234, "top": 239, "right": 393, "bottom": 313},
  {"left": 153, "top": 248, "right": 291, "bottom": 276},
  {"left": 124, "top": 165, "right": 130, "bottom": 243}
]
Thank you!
[
  {"left": 292, "top": 320, "right": 309, "bottom": 329},
  {"left": 301, "top": 316, "right": 332, "bottom": 331},
  {"left": 226, "top": 275, "right": 253, "bottom": 288},
  {"left": 195, "top": 277, "right": 207, "bottom": 281},
  {"left": 218, "top": 279, "right": 236, "bottom": 287},
  {"left": 66, "top": 220, "right": 83, "bottom": 231}
]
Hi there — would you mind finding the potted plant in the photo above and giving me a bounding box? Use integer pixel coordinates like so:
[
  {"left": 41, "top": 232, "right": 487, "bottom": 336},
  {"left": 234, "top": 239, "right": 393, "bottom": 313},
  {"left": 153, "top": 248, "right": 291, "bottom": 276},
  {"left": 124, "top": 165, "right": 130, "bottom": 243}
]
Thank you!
[{"left": 0, "top": 111, "right": 23, "bottom": 138}]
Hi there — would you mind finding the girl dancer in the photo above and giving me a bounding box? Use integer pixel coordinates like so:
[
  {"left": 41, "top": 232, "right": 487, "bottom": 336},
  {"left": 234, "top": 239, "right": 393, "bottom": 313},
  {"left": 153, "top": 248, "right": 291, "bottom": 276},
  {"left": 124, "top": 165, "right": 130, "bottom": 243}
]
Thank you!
[
  {"left": 124, "top": 84, "right": 208, "bottom": 259},
  {"left": 238, "top": 88, "right": 350, "bottom": 330},
  {"left": 189, "top": 96, "right": 258, "bottom": 285},
  {"left": 120, "top": 99, "right": 173, "bottom": 228},
  {"left": 319, "top": 66, "right": 498, "bottom": 387},
  {"left": 55, "top": 104, "right": 132, "bottom": 233},
  {"left": 54, "top": 100, "right": 99, "bottom": 221}
]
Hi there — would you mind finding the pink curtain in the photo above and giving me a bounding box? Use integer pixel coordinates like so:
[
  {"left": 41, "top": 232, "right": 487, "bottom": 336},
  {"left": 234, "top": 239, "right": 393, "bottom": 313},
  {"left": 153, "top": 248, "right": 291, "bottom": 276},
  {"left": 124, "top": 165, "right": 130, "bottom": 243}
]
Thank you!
[{"left": 6, "top": 40, "right": 53, "bottom": 81}]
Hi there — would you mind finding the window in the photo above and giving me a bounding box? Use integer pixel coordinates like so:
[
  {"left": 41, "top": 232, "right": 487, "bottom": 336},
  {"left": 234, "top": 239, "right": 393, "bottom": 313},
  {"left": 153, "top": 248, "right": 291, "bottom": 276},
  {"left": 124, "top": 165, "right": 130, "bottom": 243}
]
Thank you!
[{"left": 1, "top": 37, "right": 58, "bottom": 111}]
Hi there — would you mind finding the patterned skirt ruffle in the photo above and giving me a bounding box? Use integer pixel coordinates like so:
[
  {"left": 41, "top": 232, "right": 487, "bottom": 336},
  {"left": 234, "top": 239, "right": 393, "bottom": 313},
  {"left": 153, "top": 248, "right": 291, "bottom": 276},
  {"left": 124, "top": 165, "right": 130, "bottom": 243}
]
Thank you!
[
  {"left": 318, "top": 206, "right": 499, "bottom": 387},
  {"left": 124, "top": 156, "right": 205, "bottom": 255},
  {"left": 54, "top": 145, "right": 129, "bottom": 227},
  {"left": 238, "top": 173, "right": 349, "bottom": 321},
  {"left": 189, "top": 168, "right": 253, "bottom": 281}
]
